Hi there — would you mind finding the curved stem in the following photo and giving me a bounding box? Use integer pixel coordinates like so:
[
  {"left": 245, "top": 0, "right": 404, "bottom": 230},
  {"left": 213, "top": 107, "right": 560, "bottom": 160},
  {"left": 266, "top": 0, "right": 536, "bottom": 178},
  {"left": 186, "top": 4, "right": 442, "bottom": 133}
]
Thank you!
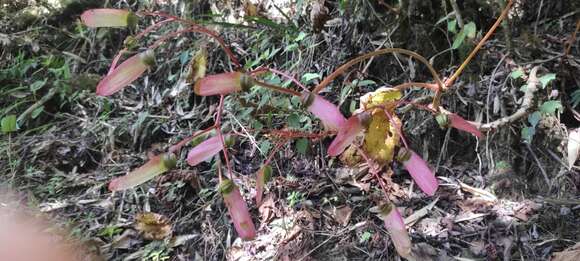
[
  {"left": 313, "top": 48, "right": 444, "bottom": 95},
  {"left": 138, "top": 11, "right": 241, "bottom": 68},
  {"left": 254, "top": 80, "right": 301, "bottom": 96},
  {"left": 392, "top": 82, "right": 440, "bottom": 92},
  {"left": 267, "top": 68, "right": 308, "bottom": 91},
  {"left": 445, "top": 0, "right": 513, "bottom": 87},
  {"left": 108, "top": 18, "right": 175, "bottom": 74}
]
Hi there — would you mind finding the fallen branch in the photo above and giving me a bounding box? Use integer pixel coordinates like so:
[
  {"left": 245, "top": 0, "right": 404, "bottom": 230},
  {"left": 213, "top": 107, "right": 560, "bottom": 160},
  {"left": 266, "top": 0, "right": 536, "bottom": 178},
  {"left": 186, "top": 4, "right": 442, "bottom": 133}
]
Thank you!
[{"left": 477, "top": 66, "right": 540, "bottom": 131}]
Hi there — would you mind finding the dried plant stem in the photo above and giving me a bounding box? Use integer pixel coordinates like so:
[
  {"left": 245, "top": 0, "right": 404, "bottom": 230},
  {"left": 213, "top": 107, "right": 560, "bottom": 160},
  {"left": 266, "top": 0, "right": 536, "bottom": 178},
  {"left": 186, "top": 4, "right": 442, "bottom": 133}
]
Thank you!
[
  {"left": 477, "top": 66, "right": 539, "bottom": 131},
  {"left": 313, "top": 48, "right": 444, "bottom": 95},
  {"left": 564, "top": 19, "right": 580, "bottom": 56}
]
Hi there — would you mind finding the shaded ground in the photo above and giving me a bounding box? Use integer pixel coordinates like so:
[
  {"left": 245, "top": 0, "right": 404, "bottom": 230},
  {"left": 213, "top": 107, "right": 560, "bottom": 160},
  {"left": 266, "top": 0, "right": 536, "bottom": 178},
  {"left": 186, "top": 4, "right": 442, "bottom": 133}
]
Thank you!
[{"left": 1, "top": 0, "right": 579, "bottom": 260}]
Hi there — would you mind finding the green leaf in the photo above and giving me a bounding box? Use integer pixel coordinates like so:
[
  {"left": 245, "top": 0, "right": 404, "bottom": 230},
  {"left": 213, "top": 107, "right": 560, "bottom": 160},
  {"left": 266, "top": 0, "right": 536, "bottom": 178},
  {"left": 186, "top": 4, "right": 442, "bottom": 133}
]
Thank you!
[
  {"left": 447, "top": 19, "right": 457, "bottom": 33},
  {"left": 539, "top": 73, "right": 556, "bottom": 88},
  {"left": 360, "top": 231, "right": 373, "bottom": 243},
  {"left": 527, "top": 111, "right": 541, "bottom": 128},
  {"left": 521, "top": 126, "right": 535, "bottom": 143},
  {"left": 288, "top": 113, "right": 301, "bottom": 129},
  {"left": 31, "top": 106, "right": 44, "bottom": 119},
  {"left": 295, "top": 138, "right": 309, "bottom": 154},
  {"left": 349, "top": 100, "right": 357, "bottom": 113},
  {"left": 451, "top": 30, "right": 466, "bottom": 49},
  {"left": 301, "top": 73, "right": 320, "bottom": 84},
  {"left": 1, "top": 115, "right": 17, "bottom": 133},
  {"left": 260, "top": 140, "right": 272, "bottom": 154},
  {"left": 30, "top": 79, "right": 47, "bottom": 92},
  {"left": 539, "top": 100, "right": 563, "bottom": 115},
  {"left": 284, "top": 43, "right": 298, "bottom": 52},
  {"left": 294, "top": 31, "right": 307, "bottom": 42},
  {"left": 464, "top": 22, "right": 477, "bottom": 38},
  {"left": 510, "top": 69, "right": 524, "bottom": 79}
]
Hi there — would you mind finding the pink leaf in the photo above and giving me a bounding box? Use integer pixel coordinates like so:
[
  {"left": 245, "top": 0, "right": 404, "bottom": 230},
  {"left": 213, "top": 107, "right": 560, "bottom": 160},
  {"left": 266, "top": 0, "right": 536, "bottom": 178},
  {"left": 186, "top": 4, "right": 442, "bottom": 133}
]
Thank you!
[
  {"left": 448, "top": 113, "right": 483, "bottom": 138},
  {"left": 109, "top": 153, "right": 176, "bottom": 191},
  {"left": 96, "top": 50, "right": 155, "bottom": 96},
  {"left": 302, "top": 92, "right": 346, "bottom": 131},
  {"left": 398, "top": 149, "right": 438, "bottom": 196},
  {"left": 193, "top": 72, "right": 252, "bottom": 96},
  {"left": 220, "top": 179, "right": 257, "bottom": 240},
  {"left": 327, "top": 112, "right": 369, "bottom": 156},
  {"left": 186, "top": 135, "right": 225, "bottom": 166},
  {"left": 80, "top": 9, "right": 137, "bottom": 28},
  {"left": 255, "top": 165, "right": 272, "bottom": 206},
  {"left": 380, "top": 203, "right": 412, "bottom": 258}
]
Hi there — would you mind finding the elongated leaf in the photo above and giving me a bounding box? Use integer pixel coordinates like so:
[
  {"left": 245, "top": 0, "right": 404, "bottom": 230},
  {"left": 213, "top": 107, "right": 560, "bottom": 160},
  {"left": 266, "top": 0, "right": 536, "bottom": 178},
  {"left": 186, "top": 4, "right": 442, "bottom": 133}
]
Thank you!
[
  {"left": 96, "top": 50, "right": 155, "bottom": 96},
  {"left": 255, "top": 165, "right": 272, "bottom": 206},
  {"left": 220, "top": 179, "right": 256, "bottom": 240},
  {"left": 302, "top": 92, "right": 346, "bottom": 131},
  {"left": 109, "top": 153, "right": 176, "bottom": 191},
  {"left": 186, "top": 135, "right": 226, "bottom": 166},
  {"left": 379, "top": 203, "right": 412, "bottom": 258},
  {"left": 328, "top": 113, "right": 368, "bottom": 156},
  {"left": 81, "top": 9, "right": 137, "bottom": 28},
  {"left": 398, "top": 149, "right": 438, "bottom": 196}
]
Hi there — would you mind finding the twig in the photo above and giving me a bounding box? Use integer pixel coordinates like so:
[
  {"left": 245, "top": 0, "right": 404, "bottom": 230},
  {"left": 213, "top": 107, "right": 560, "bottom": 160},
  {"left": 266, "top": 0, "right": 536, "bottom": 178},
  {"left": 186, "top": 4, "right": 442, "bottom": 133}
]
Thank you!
[
  {"left": 16, "top": 87, "right": 57, "bottom": 124},
  {"left": 564, "top": 19, "right": 580, "bottom": 56},
  {"left": 525, "top": 143, "right": 551, "bottom": 190},
  {"left": 477, "top": 66, "right": 540, "bottom": 131},
  {"left": 313, "top": 48, "right": 445, "bottom": 95},
  {"left": 445, "top": 0, "right": 514, "bottom": 87},
  {"left": 449, "top": 0, "right": 464, "bottom": 28}
]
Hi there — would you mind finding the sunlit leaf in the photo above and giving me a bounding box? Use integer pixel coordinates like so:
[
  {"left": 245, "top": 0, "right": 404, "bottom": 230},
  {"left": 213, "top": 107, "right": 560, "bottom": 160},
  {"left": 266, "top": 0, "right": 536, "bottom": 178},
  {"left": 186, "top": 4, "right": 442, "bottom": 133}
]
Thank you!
[
  {"left": 187, "top": 47, "right": 207, "bottom": 84},
  {"left": 510, "top": 69, "right": 524, "bottom": 79},
  {"left": 135, "top": 212, "right": 172, "bottom": 240},
  {"left": 539, "top": 73, "right": 556, "bottom": 88},
  {"left": 81, "top": 9, "right": 137, "bottom": 28},
  {"left": 1, "top": 115, "right": 17, "bottom": 134},
  {"left": 464, "top": 22, "right": 477, "bottom": 38},
  {"left": 539, "top": 100, "right": 562, "bottom": 115},
  {"left": 567, "top": 128, "right": 580, "bottom": 169},
  {"left": 194, "top": 72, "right": 253, "bottom": 96}
]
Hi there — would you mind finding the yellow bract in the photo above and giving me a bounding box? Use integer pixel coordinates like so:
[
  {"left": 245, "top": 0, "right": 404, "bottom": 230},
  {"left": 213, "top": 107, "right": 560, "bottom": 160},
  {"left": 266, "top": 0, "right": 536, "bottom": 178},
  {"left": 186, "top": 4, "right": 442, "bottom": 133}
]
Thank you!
[{"left": 360, "top": 88, "right": 402, "bottom": 164}]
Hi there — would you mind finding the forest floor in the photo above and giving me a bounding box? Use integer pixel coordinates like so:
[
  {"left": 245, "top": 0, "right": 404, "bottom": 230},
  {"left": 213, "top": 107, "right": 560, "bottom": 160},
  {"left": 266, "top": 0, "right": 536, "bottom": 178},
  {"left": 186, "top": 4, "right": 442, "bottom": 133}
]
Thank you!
[{"left": 0, "top": 0, "right": 579, "bottom": 260}]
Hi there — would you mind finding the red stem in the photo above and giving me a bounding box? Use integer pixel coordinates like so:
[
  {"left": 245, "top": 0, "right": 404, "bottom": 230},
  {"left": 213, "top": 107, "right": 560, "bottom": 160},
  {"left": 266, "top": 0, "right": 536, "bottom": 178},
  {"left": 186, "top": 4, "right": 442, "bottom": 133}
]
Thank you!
[
  {"left": 215, "top": 95, "right": 234, "bottom": 179},
  {"left": 138, "top": 11, "right": 241, "bottom": 68},
  {"left": 267, "top": 68, "right": 308, "bottom": 92},
  {"left": 108, "top": 18, "right": 175, "bottom": 75}
]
